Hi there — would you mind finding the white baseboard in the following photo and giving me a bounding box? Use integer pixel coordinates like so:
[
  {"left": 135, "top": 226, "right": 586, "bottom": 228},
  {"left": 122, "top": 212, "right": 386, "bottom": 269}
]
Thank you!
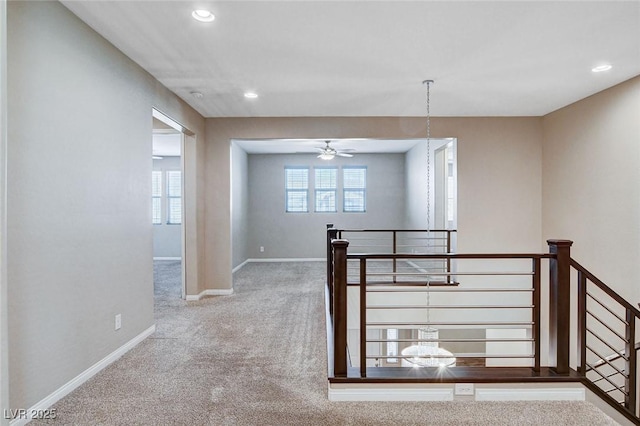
[
  {"left": 246, "top": 258, "right": 325, "bottom": 263},
  {"left": 153, "top": 257, "right": 181, "bottom": 261},
  {"left": 185, "top": 288, "right": 234, "bottom": 301},
  {"left": 232, "top": 258, "right": 325, "bottom": 274},
  {"left": 329, "top": 386, "right": 453, "bottom": 401},
  {"left": 232, "top": 259, "right": 249, "bottom": 273},
  {"left": 475, "top": 387, "right": 585, "bottom": 401},
  {"left": 9, "top": 324, "right": 156, "bottom": 426},
  {"left": 328, "top": 384, "right": 586, "bottom": 402}
]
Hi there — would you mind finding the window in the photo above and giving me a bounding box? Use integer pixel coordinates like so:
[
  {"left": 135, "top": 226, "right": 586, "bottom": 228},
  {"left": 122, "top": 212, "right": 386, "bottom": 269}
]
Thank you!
[
  {"left": 285, "top": 167, "right": 309, "bottom": 212},
  {"left": 152, "top": 171, "right": 162, "bottom": 224},
  {"left": 314, "top": 167, "right": 337, "bottom": 212},
  {"left": 166, "top": 170, "right": 182, "bottom": 224},
  {"left": 343, "top": 166, "right": 366, "bottom": 212}
]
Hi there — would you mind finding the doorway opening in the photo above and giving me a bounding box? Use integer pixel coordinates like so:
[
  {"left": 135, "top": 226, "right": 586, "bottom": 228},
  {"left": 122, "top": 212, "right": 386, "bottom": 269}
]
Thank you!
[
  {"left": 152, "top": 109, "right": 189, "bottom": 300},
  {"left": 229, "top": 137, "right": 457, "bottom": 270},
  {"left": 433, "top": 139, "right": 457, "bottom": 243}
]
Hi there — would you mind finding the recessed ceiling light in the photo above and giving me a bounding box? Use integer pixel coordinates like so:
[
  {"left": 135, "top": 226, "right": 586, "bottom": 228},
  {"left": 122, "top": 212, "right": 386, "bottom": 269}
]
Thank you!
[
  {"left": 192, "top": 9, "right": 215, "bottom": 23},
  {"left": 244, "top": 92, "right": 258, "bottom": 99},
  {"left": 190, "top": 91, "right": 204, "bottom": 99},
  {"left": 591, "top": 64, "right": 612, "bottom": 73}
]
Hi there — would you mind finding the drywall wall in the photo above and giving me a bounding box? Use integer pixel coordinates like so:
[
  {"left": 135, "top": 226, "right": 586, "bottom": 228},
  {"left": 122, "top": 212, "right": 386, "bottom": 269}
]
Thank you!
[
  {"left": 404, "top": 139, "right": 452, "bottom": 230},
  {"left": 206, "top": 116, "right": 542, "bottom": 290},
  {"left": 152, "top": 156, "right": 182, "bottom": 258},
  {"left": 231, "top": 143, "right": 249, "bottom": 269},
  {"left": 0, "top": 1, "right": 8, "bottom": 422},
  {"left": 542, "top": 75, "right": 640, "bottom": 304},
  {"left": 246, "top": 153, "right": 405, "bottom": 259},
  {"left": 7, "top": 0, "right": 205, "bottom": 412}
]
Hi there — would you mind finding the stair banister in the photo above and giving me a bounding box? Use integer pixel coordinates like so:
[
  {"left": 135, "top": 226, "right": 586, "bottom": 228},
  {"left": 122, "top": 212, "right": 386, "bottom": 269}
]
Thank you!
[
  {"left": 547, "top": 239, "right": 573, "bottom": 375},
  {"left": 332, "top": 239, "right": 349, "bottom": 377}
]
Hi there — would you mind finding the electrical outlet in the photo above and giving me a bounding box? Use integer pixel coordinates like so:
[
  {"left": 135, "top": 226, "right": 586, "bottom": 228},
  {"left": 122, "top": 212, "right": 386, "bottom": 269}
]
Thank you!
[
  {"left": 260, "top": 246, "right": 264, "bottom": 253},
  {"left": 454, "top": 383, "right": 474, "bottom": 396},
  {"left": 115, "top": 314, "right": 122, "bottom": 330}
]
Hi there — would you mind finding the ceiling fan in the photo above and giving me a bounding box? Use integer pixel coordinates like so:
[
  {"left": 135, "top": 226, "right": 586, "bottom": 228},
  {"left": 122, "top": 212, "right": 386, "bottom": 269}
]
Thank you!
[{"left": 315, "top": 140, "right": 354, "bottom": 160}]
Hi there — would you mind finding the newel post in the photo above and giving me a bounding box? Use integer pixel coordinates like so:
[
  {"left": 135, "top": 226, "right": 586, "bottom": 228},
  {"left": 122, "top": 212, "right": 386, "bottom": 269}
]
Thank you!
[
  {"left": 547, "top": 239, "right": 573, "bottom": 374},
  {"left": 327, "top": 225, "right": 337, "bottom": 314},
  {"left": 332, "top": 239, "right": 349, "bottom": 377}
]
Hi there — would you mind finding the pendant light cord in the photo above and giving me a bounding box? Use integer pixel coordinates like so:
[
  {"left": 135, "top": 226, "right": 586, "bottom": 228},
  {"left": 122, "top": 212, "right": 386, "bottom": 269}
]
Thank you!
[{"left": 423, "top": 79, "right": 434, "bottom": 327}]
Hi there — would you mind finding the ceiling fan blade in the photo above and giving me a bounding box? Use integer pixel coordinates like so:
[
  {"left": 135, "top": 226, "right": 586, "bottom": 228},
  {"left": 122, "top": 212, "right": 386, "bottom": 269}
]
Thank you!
[
  {"left": 337, "top": 148, "right": 355, "bottom": 152},
  {"left": 336, "top": 152, "right": 353, "bottom": 157}
]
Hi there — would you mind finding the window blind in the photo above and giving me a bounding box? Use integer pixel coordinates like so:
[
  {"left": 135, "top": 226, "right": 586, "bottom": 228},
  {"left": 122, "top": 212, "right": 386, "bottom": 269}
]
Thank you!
[
  {"left": 343, "top": 167, "right": 366, "bottom": 212},
  {"left": 285, "top": 167, "right": 309, "bottom": 212},
  {"left": 167, "top": 170, "right": 182, "bottom": 224},
  {"left": 315, "top": 167, "right": 337, "bottom": 212},
  {"left": 152, "top": 171, "right": 162, "bottom": 224}
]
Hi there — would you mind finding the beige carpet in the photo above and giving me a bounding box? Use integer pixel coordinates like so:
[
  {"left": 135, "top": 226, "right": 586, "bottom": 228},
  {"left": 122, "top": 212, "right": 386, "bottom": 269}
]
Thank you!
[{"left": 33, "top": 261, "right": 618, "bottom": 425}]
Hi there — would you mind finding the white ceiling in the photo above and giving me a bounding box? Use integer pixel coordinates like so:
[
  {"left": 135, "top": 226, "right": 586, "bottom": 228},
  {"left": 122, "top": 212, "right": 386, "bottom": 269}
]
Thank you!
[{"left": 61, "top": 1, "right": 640, "bottom": 118}]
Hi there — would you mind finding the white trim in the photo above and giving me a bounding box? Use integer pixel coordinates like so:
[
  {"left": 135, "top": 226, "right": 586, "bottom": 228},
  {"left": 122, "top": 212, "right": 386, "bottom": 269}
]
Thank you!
[
  {"left": 328, "top": 386, "right": 453, "bottom": 401},
  {"left": 246, "top": 258, "right": 324, "bottom": 263},
  {"left": 153, "top": 257, "right": 181, "bottom": 261},
  {"left": 232, "top": 259, "right": 249, "bottom": 273},
  {"left": 9, "top": 325, "right": 156, "bottom": 426},
  {"left": 327, "top": 384, "right": 586, "bottom": 402},
  {"left": 152, "top": 108, "right": 188, "bottom": 135},
  {"left": 475, "top": 387, "right": 585, "bottom": 401},
  {"left": 232, "top": 258, "right": 325, "bottom": 274},
  {"left": 185, "top": 288, "right": 234, "bottom": 301},
  {"left": 231, "top": 257, "right": 327, "bottom": 274}
]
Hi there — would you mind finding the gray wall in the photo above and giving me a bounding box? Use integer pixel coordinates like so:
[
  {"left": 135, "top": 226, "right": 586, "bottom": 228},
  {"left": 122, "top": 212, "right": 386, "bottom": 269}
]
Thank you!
[
  {"left": 231, "top": 143, "right": 249, "bottom": 269},
  {"left": 247, "top": 153, "right": 406, "bottom": 259},
  {"left": 404, "top": 139, "right": 453, "bottom": 230},
  {"left": 0, "top": 1, "right": 8, "bottom": 421},
  {"left": 7, "top": 1, "right": 205, "bottom": 412},
  {"left": 153, "top": 156, "right": 182, "bottom": 258}
]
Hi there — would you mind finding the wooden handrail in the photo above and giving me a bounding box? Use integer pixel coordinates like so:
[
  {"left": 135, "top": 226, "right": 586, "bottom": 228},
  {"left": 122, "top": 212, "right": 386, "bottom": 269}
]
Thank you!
[
  {"left": 571, "top": 255, "right": 639, "bottom": 421},
  {"left": 348, "top": 253, "right": 553, "bottom": 260},
  {"left": 326, "top": 227, "right": 638, "bottom": 423},
  {"left": 332, "top": 228, "right": 457, "bottom": 233},
  {"left": 571, "top": 258, "right": 640, "bottom": 318}
]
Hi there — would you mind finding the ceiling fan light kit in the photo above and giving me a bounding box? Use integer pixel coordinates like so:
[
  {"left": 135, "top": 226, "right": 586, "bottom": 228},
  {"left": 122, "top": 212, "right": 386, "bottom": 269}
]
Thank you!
[{"left": 315, "top": 140, "right": 354, "bottom": 160}]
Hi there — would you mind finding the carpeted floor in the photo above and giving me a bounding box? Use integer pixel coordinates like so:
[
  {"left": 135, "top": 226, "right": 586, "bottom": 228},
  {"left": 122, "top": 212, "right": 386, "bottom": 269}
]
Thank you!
[{"left": 34, "top": 261, "right": 618, "bottom": 425}]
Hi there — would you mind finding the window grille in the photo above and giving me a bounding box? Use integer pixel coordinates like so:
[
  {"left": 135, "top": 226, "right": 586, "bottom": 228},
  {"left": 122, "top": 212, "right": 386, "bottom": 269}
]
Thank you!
[
  {"left": 315, "top": 167, "right": 337, "bottom": 212},
  {"left": 167, "top": 170, "right": 182, "bottom": 224},
  {"left": 343, "top": 166, "right": 366, "bottom": 212},
  {"left": 152, "top": 171, "right": 162, "bottom": 224},
  {"left": 285, "top": 167, "right": 309, "bottom": 212}
]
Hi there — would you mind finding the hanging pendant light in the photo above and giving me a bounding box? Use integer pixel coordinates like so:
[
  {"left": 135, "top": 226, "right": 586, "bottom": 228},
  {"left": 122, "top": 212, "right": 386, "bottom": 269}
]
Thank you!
[{"left": 401, "top": 80, "right": 456, "bottom": 368}]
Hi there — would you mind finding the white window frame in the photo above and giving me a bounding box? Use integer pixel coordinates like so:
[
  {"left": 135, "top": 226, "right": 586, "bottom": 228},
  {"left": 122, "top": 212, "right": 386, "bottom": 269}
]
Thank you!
[
  {"left": 285, "top": 166, "right": 309, "bottom": 213},
  {"left": 152, "top": 170, "right": 162, "bottom": 224},
  {"left": 314, "top": 167, "right": 337, "bottom": 213},
  {"left": 342, "top": 166, "right": 367, "bottom": 213},
  {"left": 166, "top": 170, "right": 182, "bottom": 225}
]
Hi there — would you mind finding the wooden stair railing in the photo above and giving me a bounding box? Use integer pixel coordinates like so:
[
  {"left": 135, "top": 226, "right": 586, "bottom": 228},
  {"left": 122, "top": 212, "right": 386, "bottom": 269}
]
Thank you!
[
  {"left": 326, "top": 229, "right": 639, "bottom": 424},
  {"left": 572, "top": 258, "right": 640, "bottom": 423}
]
